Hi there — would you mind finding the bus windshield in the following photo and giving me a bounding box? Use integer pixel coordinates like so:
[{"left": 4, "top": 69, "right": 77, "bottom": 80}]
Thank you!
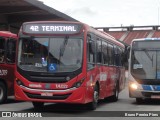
[
  {"left": 131, "top": 50, "right": 160, "bottom": 79},
  {"left": 18, "top": 37, "right": 83, "bottom": 72}
]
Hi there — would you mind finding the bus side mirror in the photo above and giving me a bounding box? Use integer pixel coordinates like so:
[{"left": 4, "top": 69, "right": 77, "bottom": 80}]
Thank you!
[
  {"left": 123, "top": 46, "right": 130, "bottom": 69},
  {"left": 126, "top": 46, "right": 130, "bottom": 59},
  {"left": 127, "top": 46, "right": 130, "bottom": 50}
]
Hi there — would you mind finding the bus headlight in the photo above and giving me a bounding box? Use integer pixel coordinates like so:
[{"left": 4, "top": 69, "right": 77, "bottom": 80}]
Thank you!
[
  {"left": 130, "top": 83, "right": 138, "bottom": 90},
  {"left": 72, "top": 78, "right": 85, "bottom": 88},
  {"left": 16, "top": 79, "right": 24, "bottom": 86}
]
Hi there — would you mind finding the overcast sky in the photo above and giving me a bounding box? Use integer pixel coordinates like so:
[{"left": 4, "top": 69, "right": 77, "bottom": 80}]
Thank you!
[{"left": 39, "top": 0, "right": 160, "bottom": 27}]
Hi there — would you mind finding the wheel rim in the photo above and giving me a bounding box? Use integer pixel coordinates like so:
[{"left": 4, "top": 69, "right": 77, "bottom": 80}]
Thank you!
[
  {"left": 0, "top": 87, "right": 4, "bottom": 100},
  {"left": 115, "top": 88, "right": 118, "bottom": 98},
  {"left": 94, "top": 90, "right": 98, "bottom": 103}
]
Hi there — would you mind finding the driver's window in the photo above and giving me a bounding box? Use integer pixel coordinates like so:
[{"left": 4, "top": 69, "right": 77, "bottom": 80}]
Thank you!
[
  {"left": 87, "top": 34, "right": 96, "bottom": 63},
  {"left": 6, "top": 38, "right": 16, "bottom": 63},
  {"left": 0, "top": 37, "right": 5, "bottom": 63},
  {"left": 87, "top": 34, "right": 96, "bottom": 70}
]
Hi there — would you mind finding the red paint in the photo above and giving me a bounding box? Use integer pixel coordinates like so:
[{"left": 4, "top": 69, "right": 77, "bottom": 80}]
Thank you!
[
  {"left": 15, "top": 21, "right": 126, "bottom": 104},
  {"left": 0, "top": 31, "right": 17, "bottom": 96}
]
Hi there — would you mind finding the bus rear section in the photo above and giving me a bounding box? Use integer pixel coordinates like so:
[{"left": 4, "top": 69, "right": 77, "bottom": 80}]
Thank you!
[
  {"left": 0, "top": 31, "right": 17, "bottom": 103},
  {"left": 15, "top": 21, "right": 126, "bottom": 110},
  {"left": 128, "top": 38, "right": 160, "bottom": 103}
]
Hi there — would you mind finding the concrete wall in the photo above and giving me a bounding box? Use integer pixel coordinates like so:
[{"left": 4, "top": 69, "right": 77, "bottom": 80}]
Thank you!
[{"left": 0, "top": 15, "right": 8, "bottom": 31}]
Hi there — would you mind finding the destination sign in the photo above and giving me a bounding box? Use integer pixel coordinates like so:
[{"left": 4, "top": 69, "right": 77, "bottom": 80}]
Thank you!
[
  {"left": 22, "top": 23, "right": 82, "bottom": 34},
  {"left": 133, "top": 41, "right": 160, "bottom": 50}
]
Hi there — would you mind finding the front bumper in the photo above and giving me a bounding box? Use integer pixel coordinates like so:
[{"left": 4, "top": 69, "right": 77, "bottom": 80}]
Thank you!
[
  {"left": 129, "top": 84, "right": 160, "bottom": 99},
  {"left": 15, "top": 83, "right": 88, "bottom": 104}
]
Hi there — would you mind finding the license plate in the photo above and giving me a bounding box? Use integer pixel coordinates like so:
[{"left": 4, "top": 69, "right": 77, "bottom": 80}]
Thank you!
[
  {"left": 41, "top": 93, "right": 53, "bottom": 96},
  {"left": 151, "top": 95, "right": 160, "bottom": 99}
]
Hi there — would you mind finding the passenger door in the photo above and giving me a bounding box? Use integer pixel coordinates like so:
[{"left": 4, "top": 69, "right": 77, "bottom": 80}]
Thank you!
[{"left": 86, "top": 34, "right": 97, "bottom": 100}]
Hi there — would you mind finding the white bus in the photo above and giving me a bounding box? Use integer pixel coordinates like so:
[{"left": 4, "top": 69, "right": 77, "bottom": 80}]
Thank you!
[{"left": 128, "top": 38, "right": 160, "bottom": 103}]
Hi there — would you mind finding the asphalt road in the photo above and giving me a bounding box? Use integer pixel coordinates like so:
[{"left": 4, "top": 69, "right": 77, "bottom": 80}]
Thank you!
[{"left": 0, "top": 82, "right": 160, "bottom": 120}]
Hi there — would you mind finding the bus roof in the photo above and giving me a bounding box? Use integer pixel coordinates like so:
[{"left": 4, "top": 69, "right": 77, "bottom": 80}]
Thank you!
[
  {"left": 0, "top": 31, "right": 17, "bottom": 38},
  {"left": 86, "top": 26, "right": 125, "bottom": 48},
  {"left": 132, "top": 38, "right": 160, "bottom": 42},
  {"left": 21, "top": 21, "right": 125, "bottom": 48}
]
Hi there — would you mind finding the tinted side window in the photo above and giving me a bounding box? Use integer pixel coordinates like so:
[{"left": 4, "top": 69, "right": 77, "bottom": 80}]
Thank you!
[
  {"left": 6, "top": 38, "right": 16, "bottom": 63},
  {"left": 0, "top": 37, "right": 5, "bottom": 63},
  {"left": 102, "top": 41, "right": 108, "bottom": 65},
  {"left": 108, "top": 43, "right": 113, "bottom": 65},
  {"left": 87, "top": 34, "right": 96, "bottom": 69},
  {"left": 96, "top": 39, "right": 102, "bottom": 63},
  {"left": 115, "top": 45, "right": 122, "bottom": 66},
  {"left": 117, "top": 47, "right": 123, "bottom": 66}
]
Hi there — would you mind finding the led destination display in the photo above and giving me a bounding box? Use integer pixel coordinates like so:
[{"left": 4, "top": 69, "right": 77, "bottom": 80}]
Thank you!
[{"left": 22, "top": 23, "right": 82, "bottom": 34}]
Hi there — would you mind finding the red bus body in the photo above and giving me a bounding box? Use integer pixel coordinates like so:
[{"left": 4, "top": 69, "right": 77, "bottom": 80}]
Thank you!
[
  {"left": 0, "top": 31, "right": 17, "bottom": 103},
  {"left": 15, "top": 21, "right": 126, "bottom": 109}
]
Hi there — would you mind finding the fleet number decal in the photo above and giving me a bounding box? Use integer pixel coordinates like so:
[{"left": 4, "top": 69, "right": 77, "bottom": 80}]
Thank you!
[
  {"left": 56, "top": 84, "right": 68, "bottom": 89},
  {"left": 0, "top": 70, "right": 8, "bottom": 76}
]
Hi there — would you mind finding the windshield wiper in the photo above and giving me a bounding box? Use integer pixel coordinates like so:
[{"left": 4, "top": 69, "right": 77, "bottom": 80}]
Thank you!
[
  {"left": 59, "top": 36, "right": 69, "bottom": 64},
  {"left": 143, "top": 49, "right": 154, "bottom": 67}
]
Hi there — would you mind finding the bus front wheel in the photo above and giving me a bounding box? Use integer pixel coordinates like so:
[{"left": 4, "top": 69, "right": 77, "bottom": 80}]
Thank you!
[
  {"left": 0, "top": 82, "right": 7, "bottom": 104},
  {"left": 87, "top": 84, "right": 99, "bottom": 110},
  {"left": 32, "top": 102, "right": 44, "bottom": 110},
  {"left": 136, "top": 98, "right": 143, "bottom": 104}
]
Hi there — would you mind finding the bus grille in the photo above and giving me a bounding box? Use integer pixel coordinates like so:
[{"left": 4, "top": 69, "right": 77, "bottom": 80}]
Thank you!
[
  {"left": 29, "top": 76, "right": 67, "bottom": 83},
  {"left": 24, "top": 92, "right": 71, "bottom": 100},
  {"left": 142, "top": 92, "right": 160, "bottom": 97}
]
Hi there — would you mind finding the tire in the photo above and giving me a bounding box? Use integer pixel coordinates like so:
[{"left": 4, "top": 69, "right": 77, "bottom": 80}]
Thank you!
[
  {"left": 87, "top": 84, "right": 99, "bottom": 110},
  {"left": 0, "top": 82, "right": 7, "bottom": 104},
  {"left": 32, "top": 102, "right": 44, "bottom": 110},
  {"left": 136, "top": 98, "right": 143, "bottom": 104},
  {"left": 110, "top": 82, "right": 119, "bottom": 102}
]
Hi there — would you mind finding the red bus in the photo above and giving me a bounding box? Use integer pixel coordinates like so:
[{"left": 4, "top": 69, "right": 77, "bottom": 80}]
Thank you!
[
  {"left": 0, "top": 31, "right": 17, "bottom": 103},
  {"left": 15, "top": 21, "right": 126, "bottom": 110}
]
